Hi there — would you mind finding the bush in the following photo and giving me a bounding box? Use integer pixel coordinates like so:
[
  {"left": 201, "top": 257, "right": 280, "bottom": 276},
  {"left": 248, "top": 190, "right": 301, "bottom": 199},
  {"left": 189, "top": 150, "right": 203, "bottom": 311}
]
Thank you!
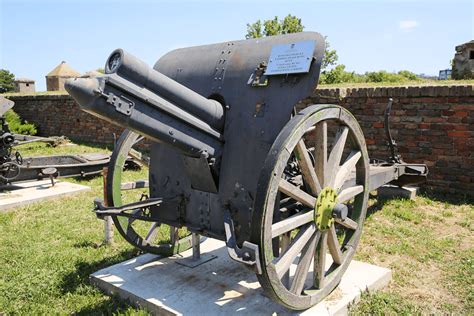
[
  {"left": 3, "top": 109, "right": 37, "bottom": 135},
  {"left": 364, "top": 70, "right": 421, "bottom": 83},
  {"left": 320, "top": 65, "right": 365, "bottom": 84},
  {"left": 398, "top": 70, "right": 419, "bottom": 80},
  {"left": 319, "top": 66, "right": 422, "bottom": 84}
]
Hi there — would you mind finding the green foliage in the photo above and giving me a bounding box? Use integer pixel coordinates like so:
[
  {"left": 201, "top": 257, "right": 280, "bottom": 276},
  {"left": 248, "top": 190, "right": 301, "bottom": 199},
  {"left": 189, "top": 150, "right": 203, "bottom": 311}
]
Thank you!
[
  {"left": 0, "top": 69, "right": 15, "bottom": 93},
  {"left": 245, "top": 15, "right": 338, "bottom": 71},
  {"left": 366, "top": 70, "right": 421, "bottom": 83},
  {"left": 245, "top": 14, "right": 304, "bottom": 38},
  {"left": 320, "top": 65, "right": 363, "bottom": 84},
  {"left": 321, "top": 38, "right": 338, "bottom": 71},
  {"left": 397, "top": 70, "right": 419, "bottom": 80},
  {"left": 3, "top": 109, "right": 37, "bottom": 135},
  {"left": 96, "top": 68, "right": 105, "bottom": 74},
  {"left": 320, "top": 68, "right": 422, "bottom": 84}
]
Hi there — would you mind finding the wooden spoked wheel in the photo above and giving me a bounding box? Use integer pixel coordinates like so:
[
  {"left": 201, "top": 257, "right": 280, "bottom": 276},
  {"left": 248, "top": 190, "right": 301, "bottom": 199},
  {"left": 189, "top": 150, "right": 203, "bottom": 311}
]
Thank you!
[
  {"left": 106, "top": 129, "right": 184, "bottom": 255},
  {"left": 252, "top": 105, "right": 369, "bottom": 310}
]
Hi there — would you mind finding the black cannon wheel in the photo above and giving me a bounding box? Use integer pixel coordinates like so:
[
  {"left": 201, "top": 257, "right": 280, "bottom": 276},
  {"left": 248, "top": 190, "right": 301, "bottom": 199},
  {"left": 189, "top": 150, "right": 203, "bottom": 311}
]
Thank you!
[
  {"left": 106, "top": 129, "right": 188, "bottom": 255},
  {"left": 252, "top": 104, "right": 369, "bottom": 310}
]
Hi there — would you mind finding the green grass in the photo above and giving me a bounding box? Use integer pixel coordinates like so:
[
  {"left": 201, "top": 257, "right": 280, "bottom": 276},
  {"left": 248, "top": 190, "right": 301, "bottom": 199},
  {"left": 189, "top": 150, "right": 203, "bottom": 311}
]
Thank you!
[
  {"left": 1, "top": 142, "right": 473, "bottom": 314},
  {"left": 14, "top": 141, "right": 113, "bottom": 157},
  {"left": 352, "top": 195, "right": 474, "bottom": 314},
  {"left": 0, "top": 142, "right": 149, "bottom": 315}
]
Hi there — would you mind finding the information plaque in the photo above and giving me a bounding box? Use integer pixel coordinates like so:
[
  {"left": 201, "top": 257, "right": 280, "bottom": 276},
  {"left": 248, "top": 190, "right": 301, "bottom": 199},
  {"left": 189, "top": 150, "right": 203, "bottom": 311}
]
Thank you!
[{"left": 264, "top": 40, "right": 316, "bottom": 76}]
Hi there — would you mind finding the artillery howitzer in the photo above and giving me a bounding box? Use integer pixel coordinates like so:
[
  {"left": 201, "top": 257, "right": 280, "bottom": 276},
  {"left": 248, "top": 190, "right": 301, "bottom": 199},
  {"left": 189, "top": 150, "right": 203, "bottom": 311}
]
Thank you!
[
  {"left": 66, "top": 32, "right": 427, "bottom": 310},
  {"left": 0, "top": 96, "right": 111, "bottom": 186}
]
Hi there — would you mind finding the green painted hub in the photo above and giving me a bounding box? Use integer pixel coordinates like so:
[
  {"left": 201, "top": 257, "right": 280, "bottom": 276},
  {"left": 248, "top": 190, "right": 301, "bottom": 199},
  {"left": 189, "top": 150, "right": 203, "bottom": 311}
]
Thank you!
[{"left": 315, "top": 187, "right": 337, "bottom": 230}]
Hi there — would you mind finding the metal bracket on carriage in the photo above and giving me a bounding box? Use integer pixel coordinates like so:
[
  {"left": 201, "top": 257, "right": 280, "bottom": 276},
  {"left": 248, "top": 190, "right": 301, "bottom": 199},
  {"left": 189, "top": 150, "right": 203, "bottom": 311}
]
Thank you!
[
  {"left": 93, "top": 197, "right": 163, "bottom": 220},
  {"left": 384, "top": 98, "right": 402, "bottom": 164},
  {"left": 223, "top": 209, "right": 262, "bottom": 275}
]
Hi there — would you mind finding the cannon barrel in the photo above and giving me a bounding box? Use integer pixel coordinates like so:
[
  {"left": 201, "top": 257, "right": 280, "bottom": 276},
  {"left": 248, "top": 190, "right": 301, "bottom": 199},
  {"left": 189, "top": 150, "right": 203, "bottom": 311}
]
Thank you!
[
  {"left": 105, "top": 49, "right": 224, "bottom": 131},
  {"left": 65, "top": 50, "right": 224, "bottom": 158}
]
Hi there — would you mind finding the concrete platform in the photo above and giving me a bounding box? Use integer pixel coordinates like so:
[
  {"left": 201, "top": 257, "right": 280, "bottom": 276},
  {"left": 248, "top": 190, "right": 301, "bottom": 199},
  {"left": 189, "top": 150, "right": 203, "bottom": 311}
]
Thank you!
[
  {"left": 377, "top": 185, "right": 418, "bottom": 200},
  {"left": 0, "top": 179, "right": 90, "bottom": 211},
  {"left": 91, "top": 239, "right": 391, "bottom": 315}
]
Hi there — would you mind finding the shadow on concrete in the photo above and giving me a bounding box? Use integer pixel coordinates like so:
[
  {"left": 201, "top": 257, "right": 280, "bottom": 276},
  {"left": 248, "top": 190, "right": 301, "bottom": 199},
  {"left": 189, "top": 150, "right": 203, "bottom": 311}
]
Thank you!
[{"left": 59, "top": 248, "right": 140, "bottom": 296}]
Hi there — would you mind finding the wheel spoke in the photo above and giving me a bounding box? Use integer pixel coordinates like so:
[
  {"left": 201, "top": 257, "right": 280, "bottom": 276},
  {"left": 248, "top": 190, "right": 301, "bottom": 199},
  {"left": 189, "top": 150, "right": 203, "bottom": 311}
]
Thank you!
[
  {"left": 327, "top": 225, "right": 343, "bottom": 264},
  {"left": 170, "top": 226, "right": 179, "bottom": 245},
  {"left": 133, "top": 135, "right": 145, "bottom": 145},
  {"left": 278, "top": 179, "right": 316, "bottom": 208},
  {"left": 290, "top": 231, "right": 320, "bottom": 294},
  {"left": 314, "top": 231, "right": 328, "bottom": 289},
  {"left": 337, "top": 185, "right": 363, "bottom": 203},
  {"left": 295, "top": 140, "right": 322, "bottom": 195},
  {"left": 274, "top": 223, "right": 316, "bottom": 279},
  {"left": 335, "top": 217, "right": 358, "bottom": 230},
  {"left": 327, "top": 127, "right": 349, "bottom": 187},
  {"left": 144, "top": 222, "right": 160, "bottom": 243},
  {"left": 127, "top": 209, "right": 142, "bottom": 226},
  {"left": 272, "top": 211, "right": 314, "bottom": 238},
  {"left": 314, "top": 122, "right": 327, "bottom": 188},
  {"left": 280, "top": 233, "right": 291, "bottom": 287},
  {"left": 333, "top": 151, "right": 361, "bottom": 191}
]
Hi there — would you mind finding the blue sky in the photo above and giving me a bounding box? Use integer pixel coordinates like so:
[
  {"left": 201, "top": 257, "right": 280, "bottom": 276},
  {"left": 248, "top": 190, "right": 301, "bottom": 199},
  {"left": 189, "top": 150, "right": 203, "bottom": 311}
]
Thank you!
[{"left": 1, "top": 0, "right": 473, "bottom": 91}]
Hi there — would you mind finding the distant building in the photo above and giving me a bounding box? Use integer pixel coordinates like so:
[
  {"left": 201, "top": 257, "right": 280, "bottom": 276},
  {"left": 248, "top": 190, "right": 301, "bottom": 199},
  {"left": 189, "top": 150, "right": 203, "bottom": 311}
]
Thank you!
[
  {"left": 439, "top": 69, "right": 452, "bottom": 80},
  {"left": 14, "top": 78, "right": 35, "bottom": 93},
  {"left": 46, "top": 61, "right": 81, "bottom": 91},
  {"left": 453, "top": 40, "right": 474, "bottom": 79}
]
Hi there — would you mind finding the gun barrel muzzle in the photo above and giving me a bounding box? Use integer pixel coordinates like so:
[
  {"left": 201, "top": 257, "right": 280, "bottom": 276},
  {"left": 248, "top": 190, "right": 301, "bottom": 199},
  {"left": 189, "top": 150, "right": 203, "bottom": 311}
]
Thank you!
[{"left": 65, "top": 75, "right": 223, "bottom": 158}]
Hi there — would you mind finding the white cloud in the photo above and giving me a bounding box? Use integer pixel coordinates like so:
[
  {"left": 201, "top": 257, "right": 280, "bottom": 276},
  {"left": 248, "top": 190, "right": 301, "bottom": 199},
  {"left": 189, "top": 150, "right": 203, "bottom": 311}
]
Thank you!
[{"left": 399, "top": 20, "right": 420, "bottom": 32}]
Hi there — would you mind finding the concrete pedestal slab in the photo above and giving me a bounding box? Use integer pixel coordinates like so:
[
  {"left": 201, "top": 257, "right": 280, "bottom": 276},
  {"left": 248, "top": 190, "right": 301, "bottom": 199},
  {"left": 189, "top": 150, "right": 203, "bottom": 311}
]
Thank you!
[
  {"left": 91, "top": 238, "right": 391, "bottom": 315},
  {"left": 0, "top": 180, "right": 90, "bottom": 211},
  {"left": 377, "top": 185, "right": 418, "bottom": 200}
]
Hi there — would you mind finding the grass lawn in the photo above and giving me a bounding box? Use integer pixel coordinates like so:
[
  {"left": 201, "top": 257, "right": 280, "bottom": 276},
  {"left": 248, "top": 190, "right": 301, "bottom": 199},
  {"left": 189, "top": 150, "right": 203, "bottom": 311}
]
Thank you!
[{"left": 0, "top": 142, "right": 473, "bottom": 314}]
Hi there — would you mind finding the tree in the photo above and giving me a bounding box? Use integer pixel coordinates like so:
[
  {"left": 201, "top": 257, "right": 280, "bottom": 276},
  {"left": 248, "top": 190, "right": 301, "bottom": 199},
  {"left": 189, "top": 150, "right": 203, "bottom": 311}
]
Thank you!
[
  {"left": 0, "top": 69, "right": 15, "bottom": 93},
  {"left": 246, "top": 14, "right": 304, "bottom": 38},
  {"left": 245, "top": 15, "right": 338, "bottom": 71},
  {"left": 321, "top": 39, "right": 338, "bottom": 71},
  {"left": 320, "top": 65, "right": 358, "bottom": 84}
]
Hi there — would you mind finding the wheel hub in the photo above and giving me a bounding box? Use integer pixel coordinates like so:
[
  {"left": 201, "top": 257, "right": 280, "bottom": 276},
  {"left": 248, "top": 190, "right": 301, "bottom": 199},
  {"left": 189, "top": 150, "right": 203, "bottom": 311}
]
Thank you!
[{"left": 315, "top": 187, "right": 337, "bottom": 230}]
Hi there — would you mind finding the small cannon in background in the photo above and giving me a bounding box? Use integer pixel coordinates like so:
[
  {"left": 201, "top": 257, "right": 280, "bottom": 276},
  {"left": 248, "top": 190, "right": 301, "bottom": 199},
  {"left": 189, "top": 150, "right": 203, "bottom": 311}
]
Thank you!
[
  {"left": 0, "top": 96, "right": 112, "bottom": 186},
  {"left": 66, "top": 32, "right": 427, "bottom": 310}
]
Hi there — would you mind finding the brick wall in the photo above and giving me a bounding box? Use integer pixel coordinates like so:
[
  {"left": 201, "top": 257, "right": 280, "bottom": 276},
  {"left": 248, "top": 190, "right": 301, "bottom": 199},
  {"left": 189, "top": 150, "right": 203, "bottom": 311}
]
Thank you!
[
  {"left": 6, "top": 84, "right": 474, "bottom": 196},
  {"left": 8, "top": 94, "right": 123, "bottom": 144},
  {"left": 299, "top": 85, "right": 474, "bottom": 196}
]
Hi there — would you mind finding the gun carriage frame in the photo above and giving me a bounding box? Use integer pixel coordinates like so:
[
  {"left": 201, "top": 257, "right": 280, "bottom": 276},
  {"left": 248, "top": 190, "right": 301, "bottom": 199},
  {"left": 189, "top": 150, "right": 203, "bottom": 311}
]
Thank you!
[{"left": 67, "top": 32, "right": 427, "bottom": 310}]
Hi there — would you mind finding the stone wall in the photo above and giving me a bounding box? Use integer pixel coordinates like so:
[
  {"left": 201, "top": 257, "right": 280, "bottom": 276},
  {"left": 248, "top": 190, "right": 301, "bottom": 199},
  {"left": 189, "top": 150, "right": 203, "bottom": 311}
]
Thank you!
[
  {"left": 299, "top": 85, "right": 474, "bottom": 196},
  {"left": 8, "top": 94, "right": 123, "bottom": 144},
  {"left": 6, "top": 84, "right": 474, "bottom": 196}
]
